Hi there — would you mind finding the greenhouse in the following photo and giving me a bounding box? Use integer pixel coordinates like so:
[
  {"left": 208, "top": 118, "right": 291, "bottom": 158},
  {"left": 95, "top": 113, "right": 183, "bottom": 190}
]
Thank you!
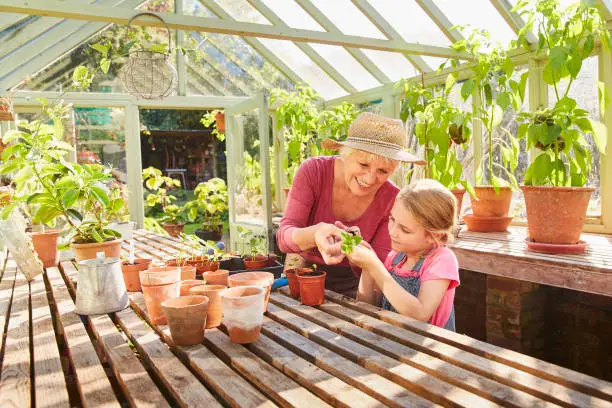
[{"left": 0, "top": 0, "right": 611, "bottom": 406}]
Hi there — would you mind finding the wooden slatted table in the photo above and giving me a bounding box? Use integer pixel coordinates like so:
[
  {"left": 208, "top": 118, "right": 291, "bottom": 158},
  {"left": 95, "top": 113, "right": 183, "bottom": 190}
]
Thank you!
[
  {"left": 451, "top": 226, "right": 612, "bottom": 297},
  {"left": 1, "top": 231, "right": 611, "bottom": 407}
]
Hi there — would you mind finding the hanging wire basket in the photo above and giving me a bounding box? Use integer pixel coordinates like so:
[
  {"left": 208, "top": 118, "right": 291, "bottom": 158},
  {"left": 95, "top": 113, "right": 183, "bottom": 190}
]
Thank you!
[{"left": 118, "top": 13, "right": 177, "bottom": 100}]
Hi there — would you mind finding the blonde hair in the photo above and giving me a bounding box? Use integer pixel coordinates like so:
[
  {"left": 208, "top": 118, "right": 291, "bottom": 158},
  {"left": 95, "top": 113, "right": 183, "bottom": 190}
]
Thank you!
[
  {"left": 397, "top": 179, "right": 457, "bottom": 245},
  {"left": 339, "top": 146, "right": 398, "bottom": 168}
]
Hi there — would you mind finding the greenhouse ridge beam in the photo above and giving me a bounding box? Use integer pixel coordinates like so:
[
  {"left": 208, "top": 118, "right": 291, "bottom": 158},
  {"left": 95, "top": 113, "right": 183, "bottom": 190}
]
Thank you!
[{"left": 0, "top": 0, "right": 471, "bottom": 59}]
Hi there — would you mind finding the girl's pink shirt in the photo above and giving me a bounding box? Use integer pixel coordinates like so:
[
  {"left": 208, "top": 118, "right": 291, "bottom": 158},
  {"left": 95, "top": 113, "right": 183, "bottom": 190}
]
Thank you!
[
  {"left": 383, "top": 246, "right": 459, "bottom": 328},
  {"left": 276, "top": 156, "right": 399, "bottom": 267}
]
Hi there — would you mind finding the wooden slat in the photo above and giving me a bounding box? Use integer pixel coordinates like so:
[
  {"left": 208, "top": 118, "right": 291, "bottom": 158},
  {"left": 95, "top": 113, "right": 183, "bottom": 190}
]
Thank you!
[
  {"left": 265, "top": 302, "right": 498, "bottom": 407},
  {"left": 0, "top": 264, "right": 16, "bottom": 359},
  {"left": 204, "top": 328, "right": 333, "bottom": 408},
  {"left": 0, "top": 271, "right": 31, "bottom": 407},
  {"left": 129, "top": 292, "right": 279, "bottom": 408},
  {"left": 30, "top": 273, "right": 70, "bottom": 408},
  {"left": 133, "top": 232, "right": 196, "bottom": 256},
  {"left": 271, "top": 293, "right": 557, "bottom": 408},
  {"left": 59, "top": 261, "right": 170, "bottom": 408},
  {"left": 260, "top": 316, "right": 438, "bottom": 408},
  {"left": 295, "top": 290, "right": 605, "bottom": 408},
  {"left": 45, "top": 266, "right": 121, "bottom": 408},
  {"left": 114, "top": 306, "right": 223, "bottom": 408},
  {"left": 323, "top": 290, "right": 612, "bottom": 402}
]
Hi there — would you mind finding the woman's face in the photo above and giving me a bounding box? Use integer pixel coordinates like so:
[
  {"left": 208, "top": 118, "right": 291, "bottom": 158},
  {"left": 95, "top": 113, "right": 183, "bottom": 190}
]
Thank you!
[{"left": 343, "top": 150, "right": 397, "bottom": 197}]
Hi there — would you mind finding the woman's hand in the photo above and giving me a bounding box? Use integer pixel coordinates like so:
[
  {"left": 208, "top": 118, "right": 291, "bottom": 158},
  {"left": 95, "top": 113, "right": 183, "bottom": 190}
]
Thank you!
[
  {"left": 345, "top": 241, "right": 379, "bottom": 269},
  {"left": 313, "top": 222, "right": 345, "bottom": 265}
]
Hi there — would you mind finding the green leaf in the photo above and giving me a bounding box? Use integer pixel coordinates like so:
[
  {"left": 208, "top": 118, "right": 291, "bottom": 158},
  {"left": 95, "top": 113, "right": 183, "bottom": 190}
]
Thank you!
[
  {"left": 110, "top": 198, "right": 124, "bottom": 213},
  {"left": 554, "top": 96, "right": 577, "bottom": 112},
  {"left": 1, "top": 203, "right": 17, "bottom": 220},
  {"left": 91, "top": 229, "right": 103, "bottom": 243},
  {"left": 100, "top": 58, "right": 110, "bottom": 74},
  {"left": 496, "top": 92, "right": 511, "bottom": 111},
  {"left": 567, "top": 55, "right": 582, "bottom": 79},
  {"left": 90, "top": 43, "right": 110, "bottom": 57},
  {"left": 67, "top": 209, "right": 83, "bottom": 222},
  {"left": 598, "top": 81, "right": 610, "bottom": 116},
  {"left": 488, "top": 104, "right": 504, "bottom": 128},
  {"left": 484, "top": 83, "right": 493, "bottom": 106},
  {"left": 532, "top": 153, "right": 553, "bottom": 185},
  {"left": 445, "top": 72, "right": 458, "bottom": 94},
  {"left": 61, "top": 189, "right": 79, "bottom": 208},
  {"left": 34, "top": 204, "right": 61, "bottom": 225},
  {"left": 590, "top": 119, "right": 607, "bottom": 154},
  {"left": 460, "top": 79, "right": 474, "bottom": 101},
  {"left": 549, "top": 46, "right": 569, "bottom": 71},
  {"left": 90, "top": 186, "right": 110, "bottom": 206}
]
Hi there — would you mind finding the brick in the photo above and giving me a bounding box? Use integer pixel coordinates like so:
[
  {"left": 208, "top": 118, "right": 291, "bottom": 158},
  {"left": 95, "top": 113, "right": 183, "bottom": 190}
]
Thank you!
[{"left": 487, "top": 276, "right": 540, "bottom": 293}]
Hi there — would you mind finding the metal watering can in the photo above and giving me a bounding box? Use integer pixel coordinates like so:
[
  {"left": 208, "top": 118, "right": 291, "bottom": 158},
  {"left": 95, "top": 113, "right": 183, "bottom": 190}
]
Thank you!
[{"left": 75, "top": 252, "right": 129, "bottom": 315}]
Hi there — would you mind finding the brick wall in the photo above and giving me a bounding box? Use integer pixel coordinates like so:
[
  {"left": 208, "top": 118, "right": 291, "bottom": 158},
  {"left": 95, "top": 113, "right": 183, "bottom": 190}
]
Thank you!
[{"left": 454, "top": 269, "right": 487, "bottom": 341}]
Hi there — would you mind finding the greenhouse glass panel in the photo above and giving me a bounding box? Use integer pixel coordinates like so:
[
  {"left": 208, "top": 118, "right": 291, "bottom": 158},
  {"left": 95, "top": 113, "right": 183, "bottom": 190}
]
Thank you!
[
  {"left": 422, "top": 56, "right": 449, "bottom": 72},
  {"left": 259, "top": 0, "right": 325, "bottom": 31},
  {"left": 366, "top": 0, "right": 451, "bottom": 47},
  {"left": 548, "top": 56, "right": 601, "bottom": 217},
  {"left": 0, "top": 16, "right": 55, "bottom": 60},
  {"left": 308, "top": 44, "right": 381, "bottom": 91},
  {"left": 214, "top": 0, "right": 271, "bottom": 24},
  {"left": 359, "top": 99, "right": 383, "bottom": 115},
  {"left": 258, "top": 38, "right": 348, "bottom": 100},
  {"left": 183, "top": 0, "right": 218, "bottom": 16},
  {"left": 307, "top": 0, "right": 387, "bottom": 39},
  {"left": 361, "top": 49, "right": 419, "bottom": 81}
]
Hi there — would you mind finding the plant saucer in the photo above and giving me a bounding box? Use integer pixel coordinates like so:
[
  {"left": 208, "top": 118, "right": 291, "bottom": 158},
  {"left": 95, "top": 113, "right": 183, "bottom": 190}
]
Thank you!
[{"left": 524, "top": 238, "right": 588, "bottom": 255}]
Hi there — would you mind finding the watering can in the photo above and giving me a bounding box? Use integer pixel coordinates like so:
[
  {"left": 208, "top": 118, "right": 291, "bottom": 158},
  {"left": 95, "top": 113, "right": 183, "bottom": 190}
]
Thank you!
[{"left": 75, "top": 252, "right": 129, "bottom": 315}]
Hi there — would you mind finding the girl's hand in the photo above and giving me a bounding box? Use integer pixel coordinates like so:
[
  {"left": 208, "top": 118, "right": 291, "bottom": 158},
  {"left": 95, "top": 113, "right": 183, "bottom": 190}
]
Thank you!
[
  {"left": 345, "top": 241, "right": 379, "bottom": 269},
  {"left": 313, "top": 222, "right": 345, "bottom": 265}
]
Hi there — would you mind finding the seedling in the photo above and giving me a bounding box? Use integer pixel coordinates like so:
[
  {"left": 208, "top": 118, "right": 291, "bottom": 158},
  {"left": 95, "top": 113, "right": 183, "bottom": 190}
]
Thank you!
[{"left": 340, "top": 231, "right": 362, "bottom": 255}]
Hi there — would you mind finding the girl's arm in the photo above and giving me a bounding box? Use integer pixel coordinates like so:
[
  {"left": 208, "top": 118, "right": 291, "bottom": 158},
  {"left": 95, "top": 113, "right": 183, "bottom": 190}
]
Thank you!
[{"left": 356, "top": 266, "right": 382, "bottom": 305}]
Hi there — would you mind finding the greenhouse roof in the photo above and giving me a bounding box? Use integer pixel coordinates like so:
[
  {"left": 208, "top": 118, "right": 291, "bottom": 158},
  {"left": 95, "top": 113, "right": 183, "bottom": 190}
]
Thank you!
[{"left": 0, "top": 0, "right": 609, "bottom": 101}]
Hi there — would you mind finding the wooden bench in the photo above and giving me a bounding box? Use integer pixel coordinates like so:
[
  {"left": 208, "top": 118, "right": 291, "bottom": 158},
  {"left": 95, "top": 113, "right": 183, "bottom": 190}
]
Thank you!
[{"left": 0, "top": 232, "right": 610, "bottom": 407}]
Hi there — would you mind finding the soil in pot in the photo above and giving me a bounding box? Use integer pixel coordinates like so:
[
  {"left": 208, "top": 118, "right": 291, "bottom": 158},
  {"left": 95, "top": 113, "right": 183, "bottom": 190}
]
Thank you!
[
  {"left": 72, "top": 238, "right": 122, "bottom": 261},
  {"left": 120, "top": 258, "right": 152, "bottom": 291},
  {"left": 298, "top": 271, "right": 327, "bottom": 306},
  {"left": 243, "top": 254, "right": 268, "bottom": 270},
  {"left": 220, "top": 286, "right": 265, "bottom": 344},
  {"left": 202, "top": 269, "right": 229, "bottom": 286},
  {"left": 189, "top": 284, "right": 225, "bottom": 328},
  {"left": 30, "top": 230, "right": 60, "bottom": 268},
  {"left": 162, "top": 222, "right": 185, "bottom": 238},
  {"left": 142, "top": 281, "right": 180, "bottom": 325},
  {"left": 521, "top": 186, "right": 595, "bottom": 245},
  {"left": 228, "top": 271, "right": 274, "bottom": 311},
  {"left": 162, "top": 295, "right": 209, "bottom": 346},
  {"left": 180, "top": 279, "right": 206, "bottom": 296}
]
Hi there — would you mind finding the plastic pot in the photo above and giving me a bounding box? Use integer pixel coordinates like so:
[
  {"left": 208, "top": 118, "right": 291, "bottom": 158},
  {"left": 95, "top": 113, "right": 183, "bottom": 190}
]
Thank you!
[
  {"left": 220, "top": 286, "right": 265, "bottom": 344},
  {"left": 298, "top": 271, "right": 327, "bottom": 306},
  {"left": 285, "top": 267, "right": 312, "bottom": 298},
  {"left": 120, "top": 258, "right": 152, "bottom": 291},
  {"left": 189, "top": 284, "right": 225, "bottom": 328},
  {"left": 162, "top": 295, "right": 209, "bottom": 346}
]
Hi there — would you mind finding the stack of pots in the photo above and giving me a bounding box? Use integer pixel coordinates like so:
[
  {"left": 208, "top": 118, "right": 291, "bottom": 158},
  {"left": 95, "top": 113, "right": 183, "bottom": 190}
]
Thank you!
[
  {"left": 120, "top": 258, "right": 153, "bottom": 291},
  {"left": 220, "top": 286, "right": 266, "bottom": 344},
  {"left": 228, "top": 271, "right": 274, "bottom": 310},
  {"left": 140, "top": 266, "right": 180, "bottom": 325},
  {"left": 189, "top": 285, "right": 226, "bottom": 328},
  {"left": 285, "top": 268, "right": 327, "bottom": 306}
]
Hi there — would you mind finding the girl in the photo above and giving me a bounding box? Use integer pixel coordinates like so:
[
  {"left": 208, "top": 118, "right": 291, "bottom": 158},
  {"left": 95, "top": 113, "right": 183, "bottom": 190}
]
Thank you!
[{"left": 344, "top": 179, "right": 459, "bottom": 331}]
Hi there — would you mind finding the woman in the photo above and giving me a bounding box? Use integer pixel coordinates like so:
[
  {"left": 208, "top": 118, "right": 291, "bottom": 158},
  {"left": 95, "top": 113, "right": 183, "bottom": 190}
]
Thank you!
[{"left": 276, "top": 112, "right": 425, "bottom": 297}]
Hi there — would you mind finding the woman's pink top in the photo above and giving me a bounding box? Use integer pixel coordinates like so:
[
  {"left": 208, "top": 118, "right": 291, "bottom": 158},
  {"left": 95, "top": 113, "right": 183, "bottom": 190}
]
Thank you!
[
  {"left": 383, "top": 246, "right": 459, "bottom": 327},
  {"left": 277, "top": 156, "right": 399, "bottom": 268}
]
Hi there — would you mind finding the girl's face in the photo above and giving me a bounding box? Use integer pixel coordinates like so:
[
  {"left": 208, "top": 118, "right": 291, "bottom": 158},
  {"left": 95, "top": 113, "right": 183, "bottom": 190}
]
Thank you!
[
  {"left": 342, "top": 150, "right": 397, "bottom": 197},
  {"left": 388, "top": 201, "right": 435, "bottom": 255}
]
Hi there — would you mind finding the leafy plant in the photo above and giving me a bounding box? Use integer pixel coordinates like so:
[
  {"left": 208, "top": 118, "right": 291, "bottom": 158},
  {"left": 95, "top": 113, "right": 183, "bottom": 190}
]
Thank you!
[
  {"left": 200, "top": 109, "right": 225, "bottom": 141},
  {"left": 513, "top": 0, "right": 609, "bottom": 186},
  {"left": 184, "top": 177, "right": 228, "bottom": 226},
  {"left": 181, "top": 233, "right": 225, "bottom": 261},
  {"left": 340, "top": 231, "right": 362, "bottom": 255},
  {"left": 236, "top": 225, "right": 267, "bottom": 258},
  {"left": 142, "top": 167, "right": 184, "bottom": 224},
  {"left": 446, "top": 28, "right": 528, "bottom": 192}
]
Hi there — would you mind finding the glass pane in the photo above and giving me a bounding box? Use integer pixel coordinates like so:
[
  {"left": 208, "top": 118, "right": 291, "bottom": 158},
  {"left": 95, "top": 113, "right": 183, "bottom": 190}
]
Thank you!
[
  {"left": 308, "top": 44, "right": 381, "bottom": 91},
  {"left": 308, "top": 0, "right": 387, "bottom": 39},
  {"left": 422, "top": 56, "right": 448, "bottom": 72},
  {"left": 548, "top": 56, "right": 601, "bottom": 216},
  {"left": 214, "top": 0, "right": 271, "bottom": 24},
  {"left": 258, "top": 38, "right": 348, "bottom": 100},
  {"left": 366, "top": 0, "right": 451, "bottom": 47},
  {"left": 0, "top": 16, "right": 58, "bottom": 60},
  {"left": 260, "top": 0, "right": 325, "bottom": 31},
  {"left": 183, "top": 0, "right": 218, "bottom": 16},
  {"left": 359, "top": 99, "right": 383, "bottom": 115},
  {"left": 361, "top": 49, "right": 419, "bottom": 81}
]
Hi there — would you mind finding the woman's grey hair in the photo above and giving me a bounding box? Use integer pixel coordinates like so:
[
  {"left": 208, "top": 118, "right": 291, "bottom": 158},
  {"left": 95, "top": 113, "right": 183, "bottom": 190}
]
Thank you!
[{"left": 339, "top": 146, "right": 399, "bottom": 167}]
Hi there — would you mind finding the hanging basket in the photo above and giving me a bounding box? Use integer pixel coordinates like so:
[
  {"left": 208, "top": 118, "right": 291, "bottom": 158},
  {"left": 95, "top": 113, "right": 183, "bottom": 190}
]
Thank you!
[
  {"left": 118, "top": 13, "right": 177, "bottom": 100},
  {"left": 0, "top": 96, "right": 14, "bottom": 121}
]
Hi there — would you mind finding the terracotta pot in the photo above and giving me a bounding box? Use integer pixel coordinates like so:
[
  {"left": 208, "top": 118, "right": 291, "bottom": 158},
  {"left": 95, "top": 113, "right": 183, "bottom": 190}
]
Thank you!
[
  {"left": 228, "top": 271, "right": 274, "bottom": 311},
  {"left": 470, "top": 186, "right": 512, "bottom": 217},
  {"left": 298, "top": 271, "right": 327, "bottom": 306},
  {"left": 179, "top": 266, "right": 196, "bottom": 281},
  {"left": 521, "top": 186, "right": 595, "bottom": 245},
  {"left": 202, "top": 269, "right": 229, "bottom": 286},
  {"left": 186, "top": 256, "right": 220, "bottom": 275},
  {"left": 243, "top": 254, "right": 268, "bottom": 270},
  {"left": 285, "top": 267, "right": 313, "bottom": 298},
  {"left": 142, "top": 281, "right": 180, "bottom": 325},
  {"left": 165, "top": 259, "right": 188, "bottom": 267},
  {"left": 139, "top": 267, "right": 180, "bottom": 286},
  {"left": 162, "top": 222, "right": 184, "bottom": 238},
  {"left": 450, "top": 189, "right": 465, "bottom": 219},
  {"left": 180, "top": 279, "right": 206, "bottom": 296},
  {"left": 215, "top": 111, "right": 225, "bottom": 132},
  {"left": 189, "top": 285, "right": 225, "bottom": 328},
  {"left": 162, "top": 295, "right": 209, "bottom": 346},
  {"left": 30, "top": 230, "right": 60, "bottom": 268},
  {"left": 220, "top": 286, "right": 265, "bottom": 344},
  {"left": 120, "top": 259, "right": 152, "bottom": 291},
  {"left": 463, "top": 215, "right": 513, "bottom": 233},
  {"left": 72, "top": 239, "right": 122, "bottom": 261}
]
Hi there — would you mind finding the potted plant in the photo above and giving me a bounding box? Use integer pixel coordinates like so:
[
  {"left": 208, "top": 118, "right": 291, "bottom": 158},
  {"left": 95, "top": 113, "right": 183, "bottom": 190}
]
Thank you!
[
  {"left": 513, "top": 0, "right": 609, "bottom": 251},
  {"left": 236, "top": 225, "right": 268, "bottom": 269},
  {"left": 181, "top": 234, "right": 223, "bottom": 275},
  {"left": 447, "top": 29, "right": 528, "bottom": 232},
  {"left": 142, "top": 167, "right": 185, "bottom": 237},
  {"left": 184, "top": 177, "right": 227, "bottom": 242},
  {"left": 200, "top": 109, "right": 225, "bottom": 141}
]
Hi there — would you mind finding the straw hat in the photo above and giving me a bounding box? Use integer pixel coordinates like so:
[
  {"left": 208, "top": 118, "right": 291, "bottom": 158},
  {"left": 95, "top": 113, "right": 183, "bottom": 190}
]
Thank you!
[{"left": 321, "top": 112, "right": 425, "bottom": 164}]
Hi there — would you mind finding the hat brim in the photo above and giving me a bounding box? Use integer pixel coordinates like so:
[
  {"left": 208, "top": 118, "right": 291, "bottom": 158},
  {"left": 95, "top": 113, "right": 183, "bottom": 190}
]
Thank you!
[{"left": 321, "top": 138, "right": 426, "bottom": 165}]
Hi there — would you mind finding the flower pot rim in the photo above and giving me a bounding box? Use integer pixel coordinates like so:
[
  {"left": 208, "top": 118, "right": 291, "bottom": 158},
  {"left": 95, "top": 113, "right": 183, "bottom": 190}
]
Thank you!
[
  {"left": 121, "top": 258, "right": 152, "bottom": 266},
  {"left": 221, "top": 285, "right": 265, "bottom": 299},
  {"left": 71, "top": 238, "right": 122, "bottom": 248},
  {"left": 297, "top": 270, "right": 327, "bottom": 280},
  {"left": 230, "top": 271, "right": 274, "bottom": 283},
  {"left": 473, "top": 185, "right": 512, "bottom": 191},
  {"left": 162, "top": 221, "right": 185, "bottom": 227},
  {"left": 520, "top": 185, "right": 596, "bottom": 193},
  {"left": 162, "top": 295, "right": 209, "bottom": 309},
  {"left": 29, "top": 230, "right": 60, "bottom": 237}
]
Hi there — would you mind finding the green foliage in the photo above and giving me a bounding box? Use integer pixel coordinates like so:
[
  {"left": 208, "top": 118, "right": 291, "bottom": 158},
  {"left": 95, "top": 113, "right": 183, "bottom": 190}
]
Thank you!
[
  {"left": 339, "top": 232, "right": 362, "bottom": 255},
  {"left": 398, "top": 79, "right": 433, "bottom": 123},
  {"left": 513, "top": 0, "right": 609, "bottom": 187},
  {"left": 200, "top": 109, "right": 225, "bottom": 141},
  {"left": 184, "top": 177, "right": 228, "bottom": 226},
  {"left": 181, "top": 233, "right": 224, "bottom": 260},
  {"left": 142, "top": 167, "right": 185, "bottom": 223},
  {"left": 236, "top": 225, "right": 267, "bottom": 257}
]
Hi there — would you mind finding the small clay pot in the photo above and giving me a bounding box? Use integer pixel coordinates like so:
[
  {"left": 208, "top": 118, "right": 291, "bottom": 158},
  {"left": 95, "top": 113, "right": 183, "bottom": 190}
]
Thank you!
[
  {"left": 120, "top": 258, "right": 152, "bottom": 291},
  {"left": 297, "top": 271, "right": 327, "bottom": 306},
  {"left": 285, "top": 267, "right": 312, "bottom": 298},
  {"left": 162, "top": 295, "right": 209, "bottom": 346},
  {"left": 189, "top": 285, "right": 225, "bottom": 328},
  {"left": 470, "top": 186, "right": 512, "bottom": 218},
  {"left": 243, "top": 254, "right": 268, "bottom": 270},
  {"left": 450, "top": 189, "right": 465, "bottom": 219},
  {"left": 187, "top": 256, "right": 220, "bottom": 275},
  {"left": 162, "top": 222, "right": 184, "bottom": 238},
  {"left": 142, "top": 281, "right": 180, "bottom": 325},
  {"left": 179, "top": 265, "right": 196, "bottom": 281},
  {"left": 228, "top": 271, "right": 274, "bottom": 311},
  {"left": 180, "top": 279, "right": 206, "bottom": 296},
  {"left": 72, "top": 238, "right": 122, "bottom": 261},
  {"left": 140, "top": 267, "right": 180, "bottom": 286},
  {"left": 165, "top": 259, "right": 188, "bottom": 267},
  {"left": 220, "top": 286, "right": 265, "bottom": 344},
  {"left": 202, "top": 269, "right": 229, "bottom": 286},
  {"left": 30, "top": 230, "right": 60, "bottom": 268}
]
